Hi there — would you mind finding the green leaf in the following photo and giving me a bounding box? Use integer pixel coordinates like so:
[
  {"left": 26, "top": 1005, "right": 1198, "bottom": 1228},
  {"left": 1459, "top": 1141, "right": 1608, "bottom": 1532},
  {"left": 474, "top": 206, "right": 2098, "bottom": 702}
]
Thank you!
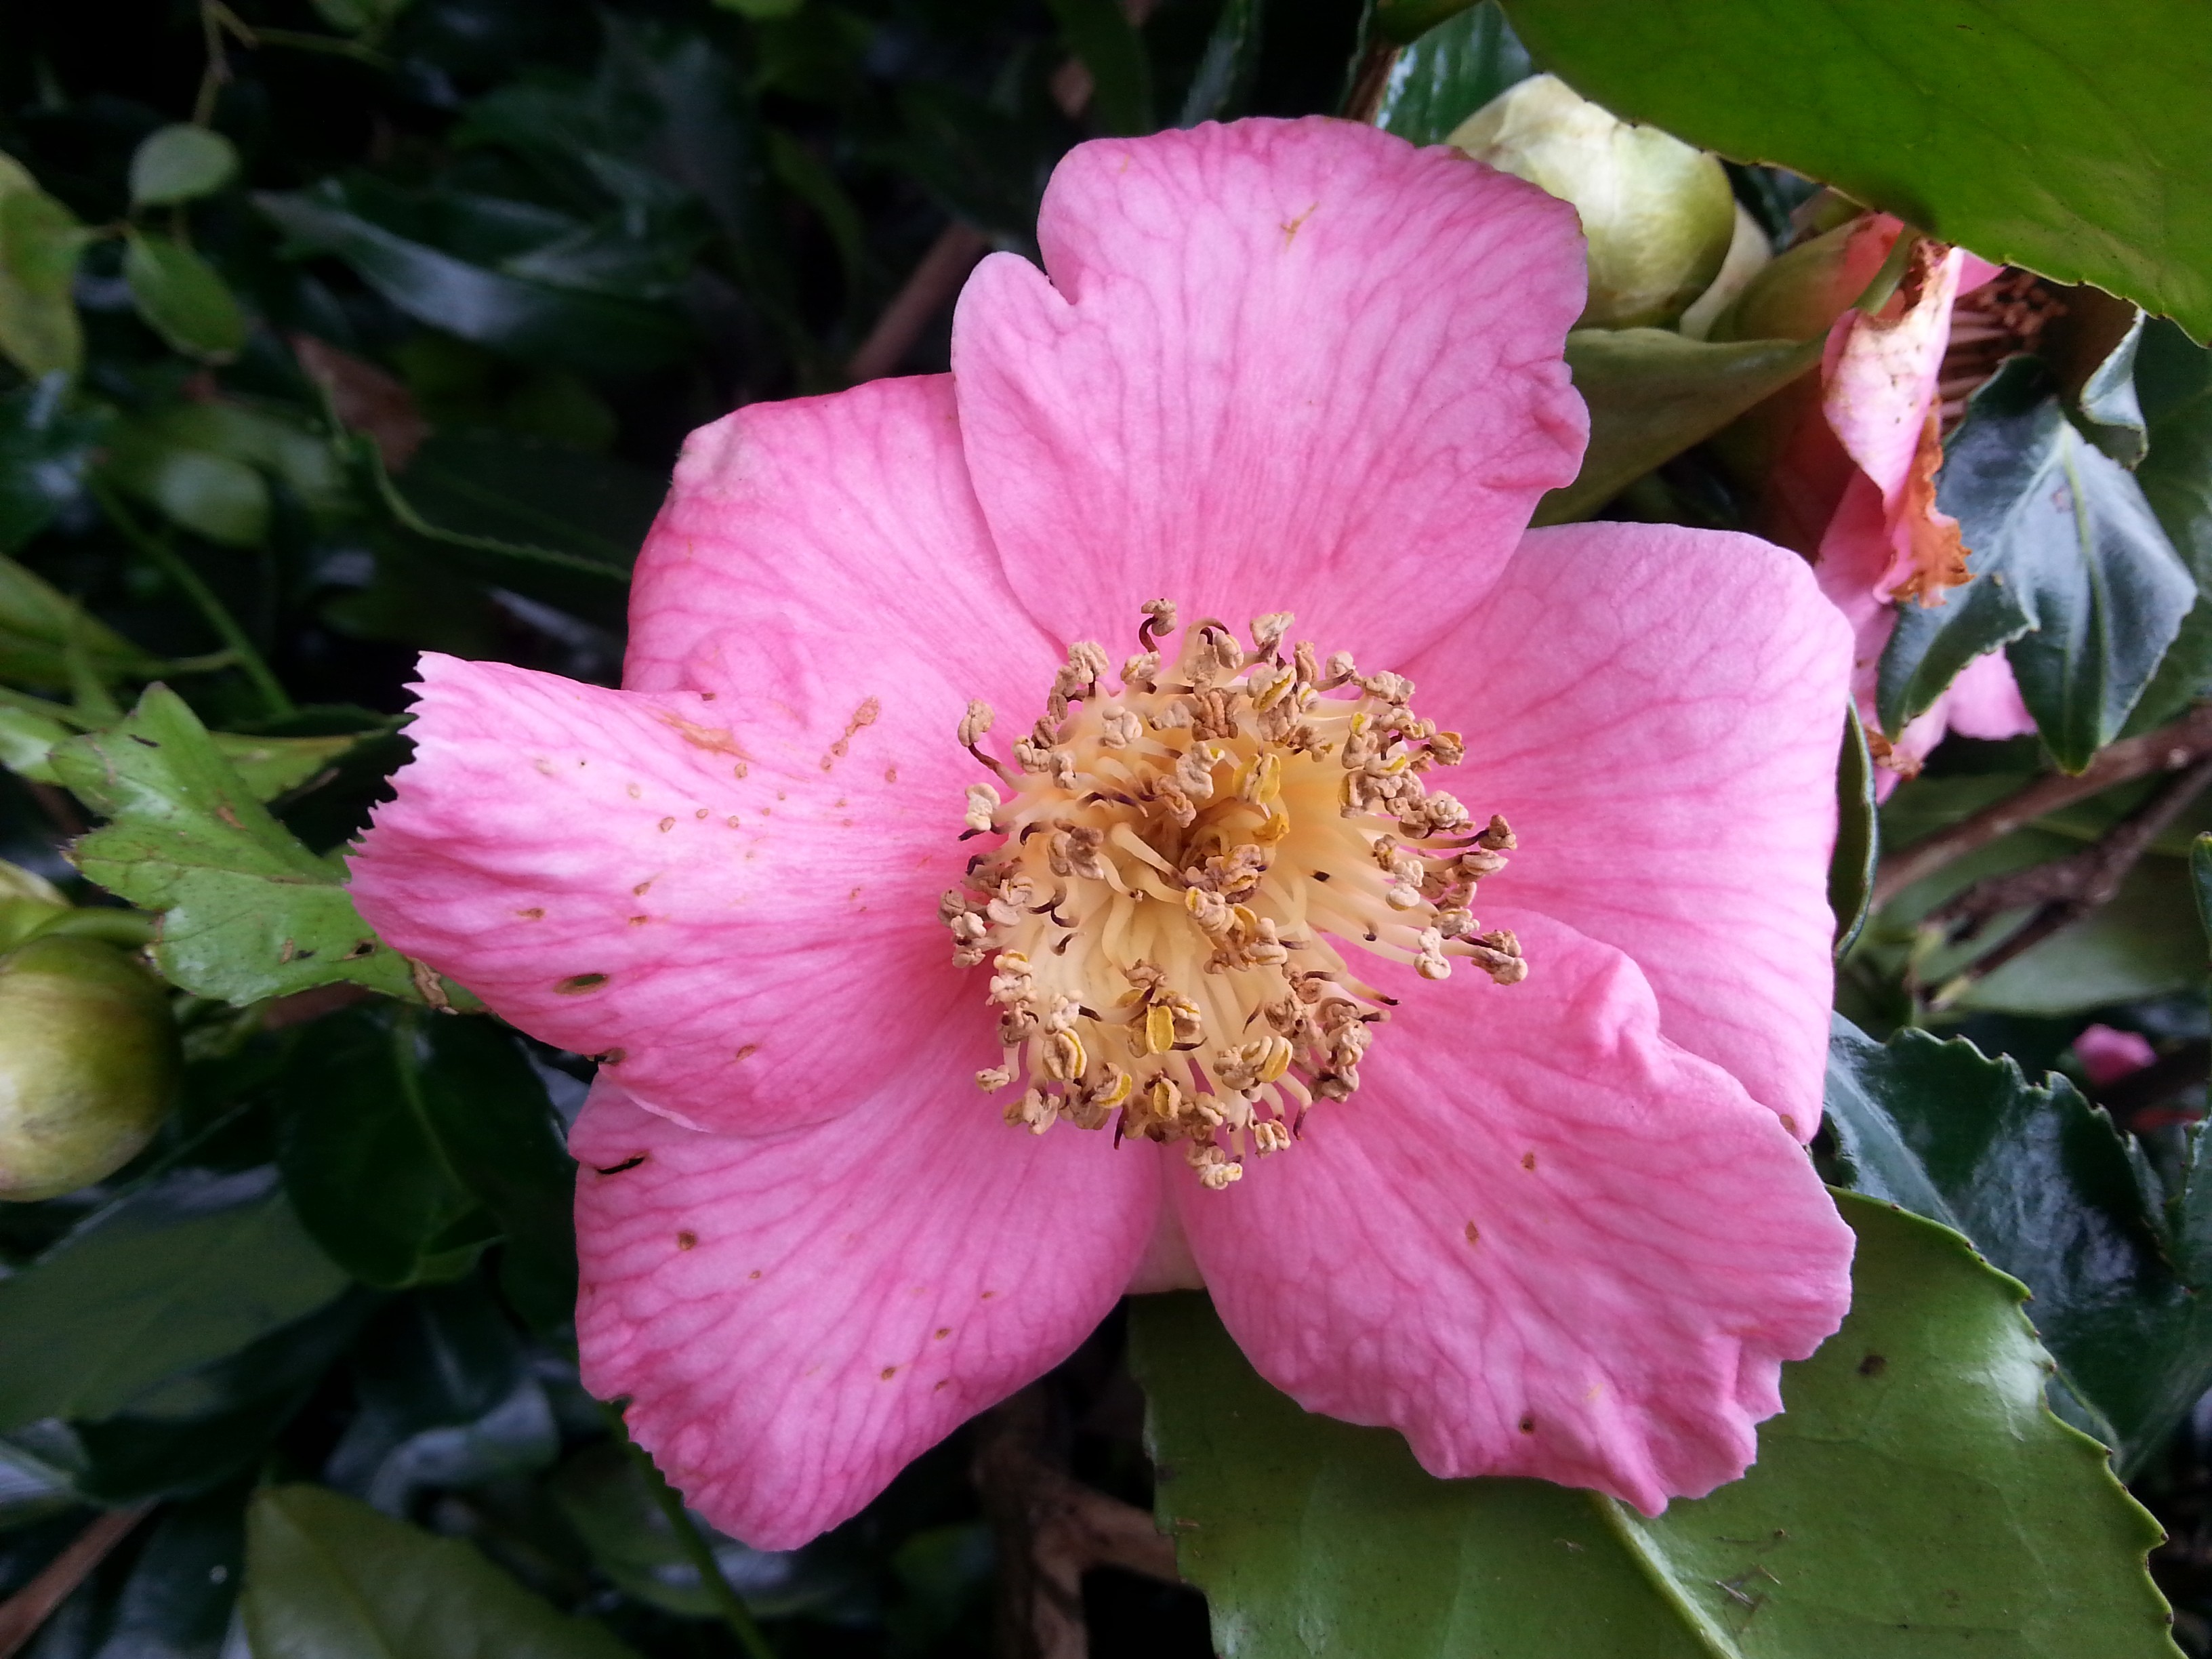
[
  {"left": 121, "top": 230, "right": 249, "bottom": 361},
  {"left": 0, "top": 550, "right": 159, "bottom": 689},
  {"left": 0, "top": 1167, "right": 348, "bottom": 1433},
  {"left": 1829, "top": 705, "right": 1876, "bottom": 956},
  {"left": 0, "top": 374, "right": 104, "bottom": 552},
  {"left": 1880, "top": 358, "right": 2195, "bottom": 768},
  {"left": 1176, "top": 0, "right": 1261, "bottom": 126},
  {"left": 368, "top": 429, "right": 657, "bottom": 627},
  {"left": 100, "top": 417, "right": 270, "bottom": 548},
  {"left": 2078, "top": 311, "right": 2150, "bottom": 468},
  {"left": 277, "top": 1006, "right": 501, "bottom": 1288},
  {"left": 2192, "top": 832, "right": 2212, "bottom": 950},
  {"left": 243, "top": 1484, "right": 641, "bottom": 1659},
  {"left": 1132, "top": 1193, "right": 2177, "bottom": 1658},
  {"left": 67, "top": 1292, "right": 368, "bottom": 1502},
  {"left": 128, "top": 126, "right": 241, "bottom": 209},
  {"left": 1496, "top": 0, "right": 2212, "bottom": 343},
  {"left": 0, "top": 155, "right": 88, "bottom": 380},
  {"left": 1532, "top": 328, "right": 1821, "bottom": 525},
  {"left": 1048, "top": 0, "right": 1154, "bottom": 136},
  {"left": 2123, "top": 321, "right": 2212, "bottom": 731},
  {"left": 1371, "top": 2, "right": 1532, "bottom": 148},
  {"left": 310, "top": 0, "right": 414, "bottom": 34},
  {"left": 1373, "top": 0, "right": 1484, "bottom": 47},
  {"left": 51, "top": 685, "right": 456, "bottom": 1006},
  {"left": 257, "top": 182, "right": 690, "bottom": 377},
  {"left": 1824, "top": 1015, "right": 2212, "bottom": 1474}
]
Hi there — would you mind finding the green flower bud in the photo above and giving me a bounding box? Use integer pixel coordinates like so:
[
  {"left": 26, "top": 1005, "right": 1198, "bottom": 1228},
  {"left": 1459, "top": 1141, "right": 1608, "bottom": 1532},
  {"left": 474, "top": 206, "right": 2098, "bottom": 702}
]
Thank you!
[
  {"left": 1708, "top": 214, "right": 1894, "bottom": 344},
  {"left": 1448, "top": 75, "right": 1736, "bottom": 331},
  {"left": 0, "top": 857, "right": 69, "bottom": 954},
  {"left": 0, "top": 935, "right": 181, "bottom": 1202}
]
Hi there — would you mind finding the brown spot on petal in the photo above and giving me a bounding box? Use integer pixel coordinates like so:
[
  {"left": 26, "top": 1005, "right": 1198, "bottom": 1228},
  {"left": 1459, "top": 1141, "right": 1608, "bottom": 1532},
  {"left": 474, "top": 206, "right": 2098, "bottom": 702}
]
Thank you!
[
  {"left": 557, "top": 972, "right": 610, "bottom": 994},
  {"left": 1519, "top": 1415, "right": 1536, "bottom": 1434},
  {"left": 657, "top": 816, "right": 675, "bottom": 832},
  {"left": 735, "top": 1044, "right": 758, "bottom": 1062},
  {"left": 1465, "top": 1222, "right": 1480, "bottom": 1245},
  {"left": 626, "top": 784, "right": 641, "bottom": 799},
  {"left": 677, "top": 1231, "right": 696, "bottom": 1250},
  {"left": 600, "top": 1048, "right": 626, "bottom": 1065},
  {"left": 981, "top": 1290, "right": 998, "bottom": 1300},
  {"left": 516, "top": 907, "right": 545, "bottom": 920},
  {"left": 628, "top": 915, "right": 649, "bottom": 926},
  {"left": 885, "top": 766, "right": 898, "bottom": 783},
  {"left": 633, "top": 880, "right": 654, "bottom": 896},
  {"left": 656, "top": 709, "right": 751, "bottom": 758},
  {"left": 935, "top": 1328, "right": 951, "bottom": 1340},
  {"left": 1520, "top": 1151, "right": 1536, "bottom": 1172},
  {"left": 747, "top": 1269, "right": 761, "bottom": 1280},
  {"left": 1780, "top": 1113, "right": 1800, "bottom": 1138},
  {"left": 880, "top": 1366, "right": 897, "bottom": 1381},
  {"left": 726, "top": 815, "right": 741, "bottom": 827},
  {"left": 821, "top": 697, "right": 882, "bottom": 771},
  {"left": 695, "top": 807, "right": 709, "bottom": 819},
  {"left": 934, "top": 1379, "right": 950, "bottom": 1392},
  {"left": 595, "top": 1153, "right": 647, "bottom": 1176}
]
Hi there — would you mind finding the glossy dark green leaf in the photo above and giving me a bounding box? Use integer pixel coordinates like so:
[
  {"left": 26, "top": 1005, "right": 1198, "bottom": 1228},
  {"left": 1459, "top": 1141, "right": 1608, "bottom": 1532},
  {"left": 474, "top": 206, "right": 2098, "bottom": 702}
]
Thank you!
[
  {"left": 0, "top": 155, "right": 88, "bottom": 380},
  {"left": 2124, "top": 321, "right": 2212, "bottom": 732},
  {"left": 550, "top": 1440, "right": 851, "bottom": 1619},
  {"left": 0, "top": 1167, "right": 348, "bottom": 1433},
  {"left": 2192, "top": 833, "right": 2212, "bottom": 951},
  {"left": 1824, "top": 1015, "right": 2212, "bottom": 1474},
  {"left": 122, "top": 231, "right": 249, "bottom": 362},
  {"left": 277, "top": 1006, "right": 499, "bottom": 1289},
  {"left": 1050, "top": 0, "right": 1153, "bottom": 136},
  {"left": 1176, "top": 0, "right": 1262, "bottom": 125},
  {"left": 257, "top": 183, "right": 689, "bottom": 377},
  {"left": 1879, "top": 359, "right": 2194, "bottom": 769},
  {"left": 1132, "top": 1195, "right": 2176, "bottom": 1657},
  {"left": 325, "top": 1282, "right": 558, "bottom": 1511},
  {"left": 244, "top": 1484, "right": 641, "bottom": 1659},
  {"left": 128, "top": 126, "right": 241, "bottom": 209},
  {"left": 1532, "top": 328, "right": 1820, "bottom": 525},
  {"left": 1829, "top": 705, "right": 1876, "bottom": 956},
  {"left": 1496, "top": 0, "right": 2212, "bottom": 342},
  {"left": 1371, "top": 2, "right": 1531, "bottom": 148},
  {"left": 52, "top": 686, "right": 454, "bottom": 1006},
  {"left": 0, "top": 375, "right": 104, "bottom": 552},
  {"left": 2078, "top": 312, "right": 2150, "bottom": 468},
  {"left": 69, "top": 1292, "right": 369, "bottom": 1502},
  {"left": 1373, "top": 0, "right": 1483, "bottom": 47},
  {"left": 405, "top": 1015, "right": 578, "bottom": 1330}
]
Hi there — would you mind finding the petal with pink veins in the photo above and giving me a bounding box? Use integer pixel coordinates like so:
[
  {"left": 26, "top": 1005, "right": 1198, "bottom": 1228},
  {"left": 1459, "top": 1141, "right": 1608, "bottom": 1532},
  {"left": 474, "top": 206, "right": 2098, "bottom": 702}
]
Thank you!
[
  {"left": 1176, "top": 914, "right": 1854, "bottom": 1514},
  {"left": 1408, "top": 520, "right": 1850, "bottom": 1136},
  {"left": 349, "top": 655, "right": 975, "bottom": 1136},
  {"left": 353, "top": 375, "right": 1050, "bottom": 1136},
  {"left": 951, "top": 117, "right": 1589, "bottom": 668},
  {"left": 573, "top": 1071, "right": 1162, "bottom": 1549}
]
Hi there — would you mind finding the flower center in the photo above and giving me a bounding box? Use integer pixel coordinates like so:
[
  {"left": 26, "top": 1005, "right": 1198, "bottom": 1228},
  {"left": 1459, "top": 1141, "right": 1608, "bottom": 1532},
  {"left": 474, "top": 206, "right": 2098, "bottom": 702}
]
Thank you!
[{"left": 941, "top": 602, "right": 1527, "bottom": 1189}]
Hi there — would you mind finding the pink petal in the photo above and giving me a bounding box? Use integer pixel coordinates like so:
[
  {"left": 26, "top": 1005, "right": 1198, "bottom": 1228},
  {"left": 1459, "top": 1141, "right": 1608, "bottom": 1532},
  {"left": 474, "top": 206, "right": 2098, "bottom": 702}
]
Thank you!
[
  {"left": 573, "top": 1072, "right": 1161, "bottom": 1549},
  {"left": 354, "top": 375, "right": 1053, "bottom": 1136},
  {"left": 1938, "top": 647, "right": 2036, "bottom": 740},
  {"left": 1408, "top": 520, "right": 1850, "bottom": 1137},
  {"left": 626, "top": 373, "right": 1054, "bottom": 726},
  {"left": 950, "top": 118, "right": 1588, "bottom": 668},
  {"left": 348, "top": 655, "right": 975, "bottom": 1136},
  {"left": 1176, "top": 914, "right": 1854, "bottom": 1513},
  {"left": 2074, "top": 1023, "right": 2156, "bottom": 1088}
]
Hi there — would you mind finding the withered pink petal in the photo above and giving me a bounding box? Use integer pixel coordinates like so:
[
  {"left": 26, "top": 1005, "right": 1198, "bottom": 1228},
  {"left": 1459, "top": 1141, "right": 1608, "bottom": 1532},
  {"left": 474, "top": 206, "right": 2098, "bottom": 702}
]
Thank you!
[
  {"left": 950, "top": 117, "right": 1588, "bottom": 668},
  {"left": 1409, "top": 520, "right": 1850, "bottom": 1137},
  {"left": 1174, "top": 914, "right": 1854, "bottom": 1513},
  {"left": 349, "top": 654, "right": 973, "bottom": 1136},
  {"left": 573, "top": 1075, "right": 1162, "bottom": 1549},
  {"left": 1823, "top": 245, "right": 1965, "bottom": 511}
]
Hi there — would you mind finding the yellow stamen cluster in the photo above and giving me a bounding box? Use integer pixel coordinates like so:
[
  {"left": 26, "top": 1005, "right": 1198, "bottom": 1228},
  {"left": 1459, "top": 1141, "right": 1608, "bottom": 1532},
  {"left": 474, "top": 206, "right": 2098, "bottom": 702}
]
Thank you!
[{"left": 941, "top": 602, "right": 1527, "bottom": 1189}]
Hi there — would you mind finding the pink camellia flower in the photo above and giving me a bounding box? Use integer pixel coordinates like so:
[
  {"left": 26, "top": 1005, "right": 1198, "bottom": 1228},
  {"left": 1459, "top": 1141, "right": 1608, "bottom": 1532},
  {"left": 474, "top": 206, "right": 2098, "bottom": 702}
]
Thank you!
[
  {"left": 349, "top": 119, "right": 1856, "bottom": 1548},
  {"left": 1761, "top": 216, "right": 2035, "bottom": 786}
]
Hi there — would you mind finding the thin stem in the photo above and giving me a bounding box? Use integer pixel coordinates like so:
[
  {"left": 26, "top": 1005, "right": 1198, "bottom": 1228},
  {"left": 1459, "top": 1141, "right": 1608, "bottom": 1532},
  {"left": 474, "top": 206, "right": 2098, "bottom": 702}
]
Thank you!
[
  {"left": 247, "top": 27, "right": 395, "bottom": 67},
  {"left": 89, "top": 481, "right": 295, "bottom": 720},
  {"left": 606, "top": 1408, "right": 777, "bottom": 1659}
]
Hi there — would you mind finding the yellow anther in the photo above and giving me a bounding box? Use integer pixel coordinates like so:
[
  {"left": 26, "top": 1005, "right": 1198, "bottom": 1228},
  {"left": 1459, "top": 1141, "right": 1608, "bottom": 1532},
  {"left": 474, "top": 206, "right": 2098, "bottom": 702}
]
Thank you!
[
  {"left": 1044, "top": 1028, "right": 1086, "bottom": 1081},
  {"left": 1144, "top": 1000, "right": 1176, "bottom": 1055}
]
